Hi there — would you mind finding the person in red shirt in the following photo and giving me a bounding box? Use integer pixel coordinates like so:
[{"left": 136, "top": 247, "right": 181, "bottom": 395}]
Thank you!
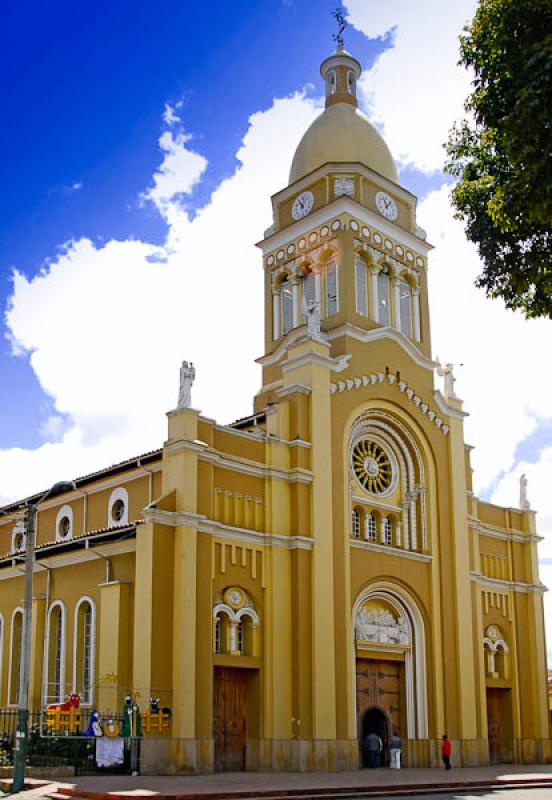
[{"left": 442, "top": 734, "right": 452, "bottom": 769}]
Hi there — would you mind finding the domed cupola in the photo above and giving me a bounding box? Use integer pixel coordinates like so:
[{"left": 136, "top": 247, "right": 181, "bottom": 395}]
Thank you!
[{"left": 289, "top": 45, "right": 399, "bottom": 185}]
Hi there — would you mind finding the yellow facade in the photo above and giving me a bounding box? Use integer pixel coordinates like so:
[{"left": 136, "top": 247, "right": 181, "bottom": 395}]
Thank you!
[{"left": 0, "top": 45, "right": 550, "bottom": 774}]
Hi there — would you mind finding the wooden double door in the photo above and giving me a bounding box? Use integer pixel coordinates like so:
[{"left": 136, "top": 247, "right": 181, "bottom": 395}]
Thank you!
[
  {"left": 356, "top": 658, "right": 402, "bottom": 766},
  {"left": 214, "top": 667, "right": 247, "bottom": 771}
]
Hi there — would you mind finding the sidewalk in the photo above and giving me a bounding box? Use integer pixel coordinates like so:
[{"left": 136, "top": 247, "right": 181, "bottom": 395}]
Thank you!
[{"left": 3, "top": 765, "right": 552, "bottom": 800}]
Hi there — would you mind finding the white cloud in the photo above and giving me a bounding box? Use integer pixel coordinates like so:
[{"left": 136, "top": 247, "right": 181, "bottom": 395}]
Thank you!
[
  {"left": 346, "top": 0, "right": 478, "bottom": 172},
  {"left": 162, "top": 102, "right": 182, "bottom": 126},
  {"left": 1, "top": 92, "right": 319, "bottom": 501}
]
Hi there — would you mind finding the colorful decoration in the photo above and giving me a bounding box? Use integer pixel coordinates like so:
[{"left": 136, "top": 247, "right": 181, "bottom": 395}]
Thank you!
[
  {"left": 104, "top": 719, "right": 121, "bottom": 737},
  {"left": 45, "top": 693, "right": 82, "bottom": 733},
  {"left": 121, "top": 693, "right": 142, "bottom": 737},
  {"left": 84, "top": 710, "right": 103, "bottom": 737},
  {"left": 142, "top": 697, "right": 171, "bottom": 734}
]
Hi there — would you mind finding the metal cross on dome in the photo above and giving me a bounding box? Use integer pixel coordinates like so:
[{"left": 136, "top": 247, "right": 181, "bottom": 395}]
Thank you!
[{"left": 332, "top": 6, "right": 348, "bottom": 48}]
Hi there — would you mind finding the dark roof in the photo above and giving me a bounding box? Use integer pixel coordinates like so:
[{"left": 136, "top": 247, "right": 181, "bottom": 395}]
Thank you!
[
  {"left": 0, "top": 522, "right": 139, "bottom": 566},
  {"left": 0, "top": 449, "right": 162, "bottom": 514}
]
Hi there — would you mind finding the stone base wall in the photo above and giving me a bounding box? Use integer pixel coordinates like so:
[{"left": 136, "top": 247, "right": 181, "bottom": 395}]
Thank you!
[{"left": 138, "top": 736, "right": 552, "bottom": 775}]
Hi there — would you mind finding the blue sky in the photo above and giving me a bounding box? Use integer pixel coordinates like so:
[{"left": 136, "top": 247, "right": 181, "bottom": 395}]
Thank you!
[{"left": 0, "top": 0, "right": 442, "bottom": 451}]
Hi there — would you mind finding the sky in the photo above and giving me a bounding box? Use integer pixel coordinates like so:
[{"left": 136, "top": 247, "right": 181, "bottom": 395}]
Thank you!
[{"left": 1, "top": 1, "right": 551, "bottom": 656}]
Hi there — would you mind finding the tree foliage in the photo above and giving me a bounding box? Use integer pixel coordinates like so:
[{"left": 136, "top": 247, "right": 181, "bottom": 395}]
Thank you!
[{"left": 445, "top": 0, "right": 552, "bottom": 318}]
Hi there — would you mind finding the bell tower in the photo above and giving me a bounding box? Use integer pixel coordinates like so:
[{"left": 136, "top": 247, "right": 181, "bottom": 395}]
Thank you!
[{"left": 255, "top": 41, "right": 434, "bottom": 408}]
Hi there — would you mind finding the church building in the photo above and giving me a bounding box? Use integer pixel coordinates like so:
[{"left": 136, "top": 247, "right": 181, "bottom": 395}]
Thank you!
[{"left": 0, "top": 43, "right": 550, "bottom": 774}]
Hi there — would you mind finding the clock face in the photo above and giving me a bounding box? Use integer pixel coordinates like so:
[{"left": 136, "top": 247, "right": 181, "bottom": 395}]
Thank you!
[
  {"left": 375, "top": 191, "right": 398, "bottom": 221},
  {"left": 292, "top": 191, "right": 314, "bottom": 220}
]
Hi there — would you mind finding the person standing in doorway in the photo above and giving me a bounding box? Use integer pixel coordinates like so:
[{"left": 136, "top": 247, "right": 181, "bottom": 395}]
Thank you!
[
  {"left": 390, "top": 730, "right": 402, "bottom": 769},
  {"left": 442, "top": 734, "right": 452, "bottom": 769},
  {"left": 365, "top": 732, "right": 380, "bottom": 768}
]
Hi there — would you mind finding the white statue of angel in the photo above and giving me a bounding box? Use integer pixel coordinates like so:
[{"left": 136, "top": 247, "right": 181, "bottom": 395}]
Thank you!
[{"left": 178, "top": 361, "right": 196, "bottom": 409}]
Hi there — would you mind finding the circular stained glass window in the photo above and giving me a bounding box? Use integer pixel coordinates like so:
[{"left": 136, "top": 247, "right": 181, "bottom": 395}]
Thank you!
[{"left": 352, "top": 439, "right": 393, "bottom": 493}]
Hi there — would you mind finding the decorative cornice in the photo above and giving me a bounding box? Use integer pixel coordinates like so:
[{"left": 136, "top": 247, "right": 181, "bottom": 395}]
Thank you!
[
  {"left": 468, "top": 517, "right": 541, "bottom": 544},
  {"left": 281, "top": 349, "right": 351, "bottom": 375},
  {"left": 350, "top": 539, "right": 432, "bottom": 563},
  {"left": 143, "top": 508, "right": 314, "bottom": 550},
  {"left": 326, "top": 323, "right": 436, "bottom": 372},
  {"left": 275, "top": 383, "right": 312, "bottom": 398},
  {"left": 432, "top": 390, "right": 468, "bottom": 420},
  {"left": 330, "top": 370, "right": 450, "bottom": 436},
  {"left": 470, "top": 571, "right": 547, "bottom": 594}
]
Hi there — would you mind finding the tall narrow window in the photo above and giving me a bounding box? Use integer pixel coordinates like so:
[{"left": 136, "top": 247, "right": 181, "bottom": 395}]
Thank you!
[
  {"left": 347, "top": 71, "right": 356, "bottom": 94},
  {"left": 303, "top": 270, "right": 315, "bottom": 310},
  {"left": 326, "top": 260, "right": 338, "bottom": 317},
  {"left": 399, "top": 280, "right": 413, "bottom": 337},
  {"left": 74, "top": 599, "right": 94, "bottom": 705},
  {"left": 46, "top": 604, "right": 65, "bottom": 705},
  {"left": 236, "top": 621, "right": 244, "bottom": 654},
  {"left": 383, "top": 517, "right": 393, "bottom": 545},
  {"left": 377, "top": 269, "right": 390, "bottom": 326},
  {"left": 355, "top": 256, "right": 368, "bottom": 316},
  {"left": 281, "top": 278, "right": 293, "bottom": 335},
  {"left": 9, "top": 610, "right": 23, "bottom": 705},
  {"left": 214, "top": 617, "right": 221, "bottom": 654},
  {"left": 366, "top": 513, "right": 377, "bottom": 542},
  {"left": 352, "top": 508, "right": 361, "bottom": 538}
]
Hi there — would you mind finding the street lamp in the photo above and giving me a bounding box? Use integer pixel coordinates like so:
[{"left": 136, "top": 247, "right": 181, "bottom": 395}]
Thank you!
[{"left": 11, "top": 480, "right": 75, "bottom": 793}]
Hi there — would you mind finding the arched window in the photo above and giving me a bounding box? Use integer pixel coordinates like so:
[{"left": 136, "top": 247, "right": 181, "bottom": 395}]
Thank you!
[
  {"left": 326, "top": 69, "right": 337, "bottom": 97},
  {"left": 236, "top": 621, "right": 244, "bottom": 654},
  {"left": 108, "top": 487, "right": 128, "bottom": 527},
  {"left": 377, "top": 269, "right": 390, "bottom": 326},
  {"left": 355, "top": 256, "right": 368, "bottom": 316},
  {"left": 281, "top": 277, "right": 293, "bottom": 335},
  {"left": 74, "top": 598, "right": 95, "bottom": 705},
  {"left": 347, "top": 70, "right": 356, "bottom": 95},
  {"left": 11, "top": 521, "right": 26, "bottom": 553},
  {"left": 399, "top": 279, "right": 413, "bottom": 337},
  {"left": 8, "top": 609, "right": 23, "bottom": 705},
  {"left": 56, "top": 505, "right": 73, "bottom": 542},
  {"left": 45, "top": 602, "right": 66, "bottom": 704},
  {"left": 366, "top": 512, "right": 377, "bottom": 542},
  {"left": 352, "top": 508, "right": 361, "bottom": 538},
  {"left": 383, "top": 517, "right": 393, "bottom": 545},
  {"left": 326, "top": 259, "right": 338, "bottom": 316},
  {"left": 236, "top": 610, "right": 259, "bottom": 657},
  {"left": 214, "top": 617, "right": 222, "bottom": 654}
]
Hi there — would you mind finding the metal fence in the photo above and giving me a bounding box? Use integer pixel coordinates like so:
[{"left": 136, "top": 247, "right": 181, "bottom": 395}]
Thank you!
[{"left": 0, "top": 710, "right": 134, "bottom": 775}]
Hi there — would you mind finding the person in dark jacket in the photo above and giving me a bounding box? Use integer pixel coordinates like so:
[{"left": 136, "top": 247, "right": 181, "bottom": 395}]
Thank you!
[{"left": 365, "top": 732, "right": 382, "bottom": 767}]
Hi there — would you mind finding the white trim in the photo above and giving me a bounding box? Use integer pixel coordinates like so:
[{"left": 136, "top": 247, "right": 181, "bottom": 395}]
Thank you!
[
  {"left": 55, "top": 505, "right": 74, "bottom": 542},
  {"left": 107, "top": 487, "right": 129, "bottom": 528},
  {"left": 350, "top": 539, "right": 432, "bottom": 563},
  {"left": 432, "top": 390, "right": 469, "bottom": 420},
  {"left": 469, "top": 518, "right": 541, "bottom": 544},
  {"left": 43, "top": 600, "right": 67, "bottom": 705},
  {"left": 471, "top": 571, "right": 546, "bottom": 594},
  {"left": 7, "top": 607, "right": 23, "bottom": 706},
  {"left": 351, "top": 582, "right": 428, "bottom": 740},
  {"left": 72, "top": 596, "right": 96, "bottom": 705},
  {"left": 0, "top": 538, "right": 136, "bottom": 581},
  {"left": 326, "top": 323, "right": 436, "bottom": 371}
]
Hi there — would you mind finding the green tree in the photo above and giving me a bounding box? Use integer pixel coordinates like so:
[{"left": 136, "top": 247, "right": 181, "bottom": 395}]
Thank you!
[{"left": 445, "top": 0, "right": 552, "bottom": 318}]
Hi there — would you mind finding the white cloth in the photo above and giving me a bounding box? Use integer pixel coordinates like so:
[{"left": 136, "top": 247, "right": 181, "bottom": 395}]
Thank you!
[
  {"left": 96, "top": 736, "right": 125, "bottom": 767},
  {"left": 390, "top": 748, "right": 401, "bottom": 769}
]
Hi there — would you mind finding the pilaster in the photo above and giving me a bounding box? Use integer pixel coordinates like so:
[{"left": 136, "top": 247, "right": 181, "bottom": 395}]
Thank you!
[
  {"left": 29, "top": 597, "right": 45, "bottom": 709},
  {"left": 97, "top": 581, "right": 130, "bottom": 712}
]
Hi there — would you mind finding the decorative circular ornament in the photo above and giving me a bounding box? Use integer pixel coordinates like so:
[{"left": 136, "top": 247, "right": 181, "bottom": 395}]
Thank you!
[
  {"left": 308, "top": 232, "right": 317, "bottom": 243},
  {"left": 352, "top": 440, "right": 393, "bottom": 494},
  {"left": 416, "top": 256, "right": 424, "bottom": 267},
  {"left": 384, "top": 239, "right": 393, "bottom": 250},
  {"left": 277, "top": 250, "right": 285, "bottom": 260},
  {"left": 396, "top": 246, "right": 404, "bottom": 257},
  {"left": 299, "top": 238, "right": 306, "bottom": 249},
  {"left": 406, "top": 251, "right": 414, "bottom": 262},
  {"left": 350, "top": 220, "right": 359, "bottom": 232},
  {"left": 331, "top": 220, "right": 341, "bottom": 231},
  {"left": 321, "top": 226, "right": 329, "bottom": 237},
  {"left": 373, "top": 233, "right": 382, "bottom": 244},
  {"left": 362, "top": 227, "right": 370, "bottom": 238},
  {"left": 292, "top": 191, "right": 314, "bottom": 220},
  {"left": 267, "top": 255, "right": 274, "bottom": 266},
  {"left": 287, "top": 244, "right": 295, "bottom": 255},
  {"left": 224, "top": 587, "right": 245, "bottom": 610},
  {"left": 375, "top": 191, "right": 398, "bottom": 221}
]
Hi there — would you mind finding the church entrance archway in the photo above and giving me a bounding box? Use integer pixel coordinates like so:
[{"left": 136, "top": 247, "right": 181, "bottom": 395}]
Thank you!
[{"left": 361, "top": 706, "right": 389, "bottom": 767}]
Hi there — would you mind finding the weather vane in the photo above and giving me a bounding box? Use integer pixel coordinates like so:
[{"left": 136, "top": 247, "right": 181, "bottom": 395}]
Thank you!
[{"left": 332, "top": 6, "right": 347, "bottom": 49}]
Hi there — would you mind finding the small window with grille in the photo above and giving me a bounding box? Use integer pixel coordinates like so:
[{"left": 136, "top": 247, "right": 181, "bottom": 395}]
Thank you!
[
  {"left": 352, "top": 508, "right": 361, "bottom": 538},
  {"left": 366, "top": 512, "right": 377, "bottom": 542}
]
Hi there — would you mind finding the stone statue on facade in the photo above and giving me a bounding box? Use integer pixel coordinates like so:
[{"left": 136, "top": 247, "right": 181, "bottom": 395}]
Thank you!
[
  {"left": 519, "top": 473, "right": 531, "bottom": 510},
  {"left": 301, "top": 294, "right": 322, "bottom": 340},
  {"left": 178, "top": 361, "right": 196, "bottom": 409},
  {"left": 436, "top": 360, "right": 457, "bottom": 400}
]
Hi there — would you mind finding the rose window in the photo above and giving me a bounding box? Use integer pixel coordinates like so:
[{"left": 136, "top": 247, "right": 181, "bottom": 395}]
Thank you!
[{"left": 352, "top": 440, "right": 393, "bottom": 493}]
